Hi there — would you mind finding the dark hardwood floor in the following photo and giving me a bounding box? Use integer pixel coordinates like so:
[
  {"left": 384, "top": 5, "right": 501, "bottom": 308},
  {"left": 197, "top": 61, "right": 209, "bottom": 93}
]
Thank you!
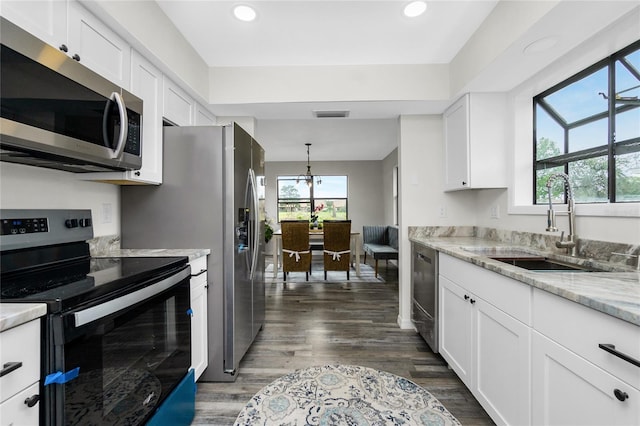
[{"left": 192, "top": 258, "right": 494, "bottom": 425}]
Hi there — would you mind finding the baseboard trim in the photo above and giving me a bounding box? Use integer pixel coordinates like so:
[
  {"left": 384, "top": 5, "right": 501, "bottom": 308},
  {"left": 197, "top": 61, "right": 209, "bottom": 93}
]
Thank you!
[{"left": 397, "top": 315, "right": 415, "bottom": 330}]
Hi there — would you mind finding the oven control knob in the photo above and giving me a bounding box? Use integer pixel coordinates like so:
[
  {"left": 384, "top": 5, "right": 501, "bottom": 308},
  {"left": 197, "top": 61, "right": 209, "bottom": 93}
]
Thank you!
[
  {"left": 65, "top": 219, "right": 79, "bottom": 228},
  {"left": 79, "top": 218, "right": 92, "bottom": 227}
]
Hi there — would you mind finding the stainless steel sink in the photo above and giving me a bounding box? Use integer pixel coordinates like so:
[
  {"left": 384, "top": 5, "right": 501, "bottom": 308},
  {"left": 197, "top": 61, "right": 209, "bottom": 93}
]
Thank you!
[
  {"left": 489, "top": 257, "right": 604, "bottom": 272},
  {"left": 459, "top": 247, "right": 541, "bottom": 258},
  {"left": 459, "top": 246, "right": 606, "bottom": 272}
]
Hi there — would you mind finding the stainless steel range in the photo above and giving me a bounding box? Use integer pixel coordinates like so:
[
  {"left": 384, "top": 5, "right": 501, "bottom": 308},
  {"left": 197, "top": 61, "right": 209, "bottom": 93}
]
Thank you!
[{"left": 0, "top": 209, "right": 193, "bottom": 426}]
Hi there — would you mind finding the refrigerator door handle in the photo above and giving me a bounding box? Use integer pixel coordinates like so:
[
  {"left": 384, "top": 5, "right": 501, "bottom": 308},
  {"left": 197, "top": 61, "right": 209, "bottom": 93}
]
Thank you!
[
  {"left": 248, "top": 168, "right": 259, "bottom": 280},
  {"left": 243, "top": 170, "right": 252, "bottom": 274}
]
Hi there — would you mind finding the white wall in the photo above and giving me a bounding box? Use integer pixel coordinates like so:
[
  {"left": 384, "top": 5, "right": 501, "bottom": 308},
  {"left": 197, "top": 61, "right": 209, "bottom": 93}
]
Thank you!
[
  {"left": 397, "top": 114, "right": 477, "bottom": 328},
  {"left": 264, "top": 160, "right": 386, "bottom": 253},
  {"left": 0, "top": 163, "right": 120, "bottom": 236},
  {"left": 381, "top": 148, "right": 398, "bottom": 225},
  {"left": 474, "top": 7, "right": 640, "bottom": 245}
]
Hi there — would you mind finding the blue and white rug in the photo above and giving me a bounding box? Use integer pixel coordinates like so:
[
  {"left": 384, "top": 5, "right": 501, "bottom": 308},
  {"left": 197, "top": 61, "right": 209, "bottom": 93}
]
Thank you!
[{"left": 234, "top": 364, "right": 460, "bottom": 425}]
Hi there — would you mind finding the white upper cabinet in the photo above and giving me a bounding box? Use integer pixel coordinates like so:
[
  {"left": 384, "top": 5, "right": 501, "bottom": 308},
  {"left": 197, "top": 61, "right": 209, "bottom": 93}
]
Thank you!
[
  {"left": 1, "top": 0, "right": 67, "bottom": 48},
  {"left": 79, "top": 50, "right": 164, "bottom": 185},
  {"left": 1, "top": 0, "right": 130, "bottom": 89},
  {"left": 443, "top": 93, "right": 508, "bottom": 191},
  {"left": 163, "top": 76, "right": 194, "bottom": 126},
  {"left": 66, "top": 1, "right": 130, "bottom": 89},
  {"left": 195, "top": 104, "right": 216, "bottom": 126}
]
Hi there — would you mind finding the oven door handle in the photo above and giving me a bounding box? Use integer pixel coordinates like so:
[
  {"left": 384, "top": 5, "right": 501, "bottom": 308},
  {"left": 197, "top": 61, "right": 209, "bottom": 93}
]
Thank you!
[{"left": 73, "top": 266, "right": 191, "bottom": 327}]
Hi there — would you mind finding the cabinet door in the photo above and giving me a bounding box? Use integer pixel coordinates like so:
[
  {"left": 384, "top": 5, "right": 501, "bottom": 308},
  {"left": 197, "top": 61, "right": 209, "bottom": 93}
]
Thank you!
[
  {"left": 475, "top": 298, "right": 531, "bottom": 426},
  {"left": 189, "top": 256, "right": 208, "bottom": 380},
  {"left": 532, "top": 331, "right": 640, "bottom": 426},
  {"left": 163, "top": 76, "right": 194, "bottom": 126},
  {"left": 0, "top": 382, "right": 40, "bottom": 425},
  {"left": 443, "top": 94, "right": 470, "bottom": 191},
  {"left": 0, "top": 319, "right": 40, "bottom": 403},
  {"left": 0, "top": 0, "right": 66, "bottom": 49},
  {"left": 67, "top": 1, "right": 131, "bottom": 88},
  {"left": 129, "top": 51, "right": 163, "bottom": 183},
  {"left": 439, "top": 275, "right": 473, "bottom": 388},
  {"left": 195, "top": 103, "right": 216, "bottom": 126}
]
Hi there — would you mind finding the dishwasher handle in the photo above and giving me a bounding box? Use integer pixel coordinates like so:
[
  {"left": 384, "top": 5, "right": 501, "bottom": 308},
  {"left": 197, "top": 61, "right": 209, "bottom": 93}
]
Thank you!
[{"left": 416, "top": 252, "right": 432, "bottom": 264}]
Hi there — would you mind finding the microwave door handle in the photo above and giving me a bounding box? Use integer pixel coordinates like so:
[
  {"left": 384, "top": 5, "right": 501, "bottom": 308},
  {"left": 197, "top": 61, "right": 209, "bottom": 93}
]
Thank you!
[{"left": 102, "top": 92, "right": 129, "bottom": 159}]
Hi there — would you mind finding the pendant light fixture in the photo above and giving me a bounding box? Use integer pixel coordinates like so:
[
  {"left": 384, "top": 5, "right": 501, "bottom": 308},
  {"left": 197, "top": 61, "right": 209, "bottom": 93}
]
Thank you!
[{"left": 296, "top": 143, "right": 322, "bottom": 187}]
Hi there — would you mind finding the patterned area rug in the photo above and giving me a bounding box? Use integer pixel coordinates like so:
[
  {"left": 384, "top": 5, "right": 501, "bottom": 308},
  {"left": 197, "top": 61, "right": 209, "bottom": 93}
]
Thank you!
[
  {"left": 234, "top": 364, "right": 461, "bottom": 426},
  {"left": 266, "top": 261, "right": 387, "bottom": 283}
]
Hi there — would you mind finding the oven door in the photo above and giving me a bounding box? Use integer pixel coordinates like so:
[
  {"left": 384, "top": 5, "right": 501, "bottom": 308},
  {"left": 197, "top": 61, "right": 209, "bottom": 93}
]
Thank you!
[{"left": 44, "top": 266, "right": 191, "bottom": 426}]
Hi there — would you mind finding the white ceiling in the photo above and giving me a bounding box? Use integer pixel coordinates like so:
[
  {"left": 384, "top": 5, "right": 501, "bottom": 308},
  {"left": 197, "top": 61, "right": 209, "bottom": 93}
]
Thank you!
[
  {"left": 152, "top": 1, "right": 638, "bottom": 161},
  {"left": 156, "top": 0, "right": 499, "bottom": 67}
]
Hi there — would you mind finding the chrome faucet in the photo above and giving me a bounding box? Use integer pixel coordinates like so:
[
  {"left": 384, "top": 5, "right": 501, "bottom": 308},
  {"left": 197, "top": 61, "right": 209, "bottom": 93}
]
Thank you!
[{"left": 545, "top": 173, "right": 577, "bottom": 256}]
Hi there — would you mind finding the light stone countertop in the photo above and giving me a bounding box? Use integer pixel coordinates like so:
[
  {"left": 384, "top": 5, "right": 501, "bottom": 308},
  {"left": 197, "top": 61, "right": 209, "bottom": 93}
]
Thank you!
[
  {"left": 0, "top": 303, "right": 47, "bottom": 332},
  {"left": 409, "top": 235, "right": 640, "bottom": 327},
  {"left": 98, "top": 248, "right": 210, "bottom": 261}
]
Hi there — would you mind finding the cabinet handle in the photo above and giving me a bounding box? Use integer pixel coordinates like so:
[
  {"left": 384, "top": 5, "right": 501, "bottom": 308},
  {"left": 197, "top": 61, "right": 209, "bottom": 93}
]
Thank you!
[
  {"left": 462, "top": 181, "right": 467, "bottom": 186},
  {"left": 470, "top": 298, "right": 476, "bottom": 304},
  {"left": 72, "top": 54, "right": 81, "bottom": 61},
  {"left": 24, "top": 394, "right": 40, "bottom": 408},
  {"left": 191, "top": 269, "right": 207, "bottom": 277},
  {"left": 598, "top": 343, "right": 640, "bottom": 367},
  {"left": 135, "top": 171, "right": 141, "bottom": 176},
  {"left": 464, "top": 294, "right": 470, "bottom": 300},
  {"left": 614, "top": 389, "right": 629, "bottom": 402},
  {"left": 0, "top": 361, "right": 23, "bottom": 377},
  {"left": 59, "top": 44, "right": 68, "bottom": 52}
]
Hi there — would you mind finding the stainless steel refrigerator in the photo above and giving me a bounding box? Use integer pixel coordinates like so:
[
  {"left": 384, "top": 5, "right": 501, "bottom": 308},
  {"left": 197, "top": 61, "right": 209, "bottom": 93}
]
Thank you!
[{"left": 120, "top": 123, "right": 265, "bottom": 382}]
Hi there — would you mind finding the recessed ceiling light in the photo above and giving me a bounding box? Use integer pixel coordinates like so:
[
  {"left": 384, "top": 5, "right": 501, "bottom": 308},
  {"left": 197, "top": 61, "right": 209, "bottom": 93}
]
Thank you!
[
  {"left": 233, "top": 5, "right": 257, "bottom": 22},
  {"left": 404, "top": 1, "right": 427, "bottom": 18}
]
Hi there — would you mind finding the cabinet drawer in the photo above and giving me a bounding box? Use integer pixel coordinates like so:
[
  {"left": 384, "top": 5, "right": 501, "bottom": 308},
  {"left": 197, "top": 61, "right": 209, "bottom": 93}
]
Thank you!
[
  {"left": 439, "top": 253, "right": 531, "bottom": 324},
  {"left": 533, "top": 288, "right": 640, "bottom": 388},
  {"left": 189, "top": 256, "right": 208, "bottom": 287},
  {"left": 0, "top": 381, "right": 40, "bottom": 425},
  {"left": 0, "top": 319, "right": 40, "bottom": 403}
]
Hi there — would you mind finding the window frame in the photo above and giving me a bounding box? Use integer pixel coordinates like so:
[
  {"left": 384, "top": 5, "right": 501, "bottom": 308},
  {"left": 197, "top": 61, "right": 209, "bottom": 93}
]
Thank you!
[
  {"left": 276, "top": 175, "right": 348, "bottom": 223},
  {"left": 533, "top": 39, "right": 640, "bottom": 205}
]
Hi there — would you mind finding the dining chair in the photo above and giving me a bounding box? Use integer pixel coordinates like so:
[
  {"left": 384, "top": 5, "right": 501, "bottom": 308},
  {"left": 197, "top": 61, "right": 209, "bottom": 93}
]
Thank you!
[
  {"left": 322, "top": 220, "right": 351, "bottom": 280},
  {"left": 281, "top": 220, "right": 312, "bottom": 281}
]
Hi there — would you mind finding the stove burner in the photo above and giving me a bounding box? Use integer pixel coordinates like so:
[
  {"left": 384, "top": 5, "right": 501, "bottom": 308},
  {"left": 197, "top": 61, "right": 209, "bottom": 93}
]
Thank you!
[{"left": 1, "top": 260, "right": 91, "bottom": 298}]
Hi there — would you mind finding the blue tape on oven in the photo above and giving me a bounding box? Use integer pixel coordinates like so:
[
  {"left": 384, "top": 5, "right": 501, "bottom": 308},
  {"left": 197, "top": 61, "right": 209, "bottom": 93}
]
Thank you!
[{"left": 44, "top": 367, "right": 80, "bottom": 385}]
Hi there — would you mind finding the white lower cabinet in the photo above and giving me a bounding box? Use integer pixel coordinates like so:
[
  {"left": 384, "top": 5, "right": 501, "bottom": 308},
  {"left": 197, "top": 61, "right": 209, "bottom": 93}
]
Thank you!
[
  {"left": 532, "top": 331, "right": 639, "bottom": 426},
  {"left": 440, "top": 276, "right": 473, "bottom": 387},
  {"left": 189, "top": 255, "right": 208, "bottom": 380},
  {"left": 439, "top": 252, "right": 640, "bottom": 426},
  {"left": 439, "top": 272, "right": 531, "bottom": 426},
  {"left": 475, "top": 296, "right": 531, "bottom": 426},
  {"left": 532, "top": 287, "right": 640, "bottom": 426},
  {"left": 0, "top": 319, "right": 41, "bottom": 425},
  {"left": 1, "top": 382, "right": 40, "bottom": 425}
]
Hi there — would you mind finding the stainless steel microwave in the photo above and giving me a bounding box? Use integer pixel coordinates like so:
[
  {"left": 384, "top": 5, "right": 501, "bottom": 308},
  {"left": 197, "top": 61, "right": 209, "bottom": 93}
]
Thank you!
[{"left": 0, "top": 17, "right": 143, "bottom": 173}]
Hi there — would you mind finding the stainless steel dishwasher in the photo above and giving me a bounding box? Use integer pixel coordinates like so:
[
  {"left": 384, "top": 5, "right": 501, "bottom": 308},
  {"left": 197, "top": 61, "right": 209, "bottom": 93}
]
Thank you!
[{"left": 411, "top": 242, "right": 438, "bottom": 353}]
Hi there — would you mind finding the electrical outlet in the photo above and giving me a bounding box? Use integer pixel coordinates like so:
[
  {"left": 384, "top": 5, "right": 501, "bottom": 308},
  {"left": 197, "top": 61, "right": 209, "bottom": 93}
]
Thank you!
[
  {"left": 490, "top": 205, "right": 500, "bottom": 219},
  {"left": 439, "top": 205, "right": 447, "bottom": 218},
  {"left": 102, "top": 203, "right": 113, "bottom": 224}
]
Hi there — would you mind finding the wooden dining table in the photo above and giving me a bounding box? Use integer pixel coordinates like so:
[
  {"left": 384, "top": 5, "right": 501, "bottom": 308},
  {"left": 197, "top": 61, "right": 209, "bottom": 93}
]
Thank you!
[{"left": 270, "top": 229, "right": 362, "bottom": 278}]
